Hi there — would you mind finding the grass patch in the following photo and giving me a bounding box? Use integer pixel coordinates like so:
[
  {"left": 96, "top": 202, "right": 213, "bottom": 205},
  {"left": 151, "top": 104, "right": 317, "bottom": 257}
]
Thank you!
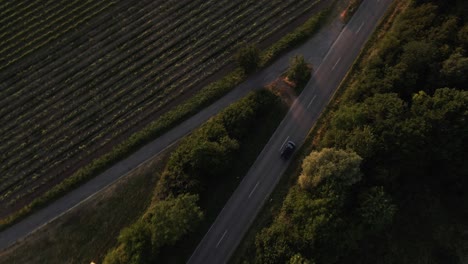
[
  {"left": 0, "top": 1, "right": 334, "bottom": 231},
  {"left": 230, "top": 0, "right": 403, "bottom": 262},
  {"left": 0, "top": 150, "right": 172, "bottom": 264}
]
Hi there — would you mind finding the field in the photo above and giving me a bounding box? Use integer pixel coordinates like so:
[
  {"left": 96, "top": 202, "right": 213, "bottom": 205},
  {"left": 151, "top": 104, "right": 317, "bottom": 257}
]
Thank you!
[{"left": 0, "top": 0, "right": 324, "bottom": 217}]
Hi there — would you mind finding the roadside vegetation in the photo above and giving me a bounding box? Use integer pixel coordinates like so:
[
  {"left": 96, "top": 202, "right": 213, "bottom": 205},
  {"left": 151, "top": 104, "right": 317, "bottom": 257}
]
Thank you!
[
  {"left": 0, "top": 153, "right": 166, "bottom": 264},
  {"left": 286, "top": 55, "right": 312, "bottom": 93},
  {"left": 102, "top": 90, "right": 287, "bottom": 263},
  {"left": 0, "top": 0, "right": 327, "bottom": 260},
  {"left": 236, "top": 43, "right": 261, "bottom": 74},
  {"left": 239, "top": 0, "right": 468, "bottom": 263},
  {"left": 0, "top": 0, "right": 329, "bottom": 227},
  {"left": 0, "top": 89, "right": 287, "bottom": 263}
]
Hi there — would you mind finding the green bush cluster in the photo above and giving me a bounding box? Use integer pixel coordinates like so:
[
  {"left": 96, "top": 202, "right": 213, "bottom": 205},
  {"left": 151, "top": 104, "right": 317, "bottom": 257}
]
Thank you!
[
  {"left": 287, "top": 55, "right": 312, "bottom": 92},
  {"left": 103, "top": 194, "right": 203, "bottom": 264},
  {"left": 103, "top": 89, "right": 281, "bottom": 263},
  {"left": 253, "top": 0, "right": 468, "bottom": 263},
  {"left": 236, "top": 44, "right": 261, "bottom": 74},
  {"left": 156, "top": 90, "right": 279, "bottom": 199},
  {"left": 255, "top": 148, "right": 391, "bottom": 264}
]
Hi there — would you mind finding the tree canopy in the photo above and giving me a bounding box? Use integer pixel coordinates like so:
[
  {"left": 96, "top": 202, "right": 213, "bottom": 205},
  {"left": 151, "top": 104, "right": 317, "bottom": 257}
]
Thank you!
[
  {"left": 252, "top": 0, "right": 468, "bottom": 263},
  {"left": 103, "top": 194, "right": 203, "bottom": 264}
]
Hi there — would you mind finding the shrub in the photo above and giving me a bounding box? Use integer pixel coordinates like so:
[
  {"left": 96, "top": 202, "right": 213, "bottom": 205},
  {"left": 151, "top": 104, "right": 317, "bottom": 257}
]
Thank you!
[
  {"left": 103, "top": 194, "right": 203, "bottom": 263},
  {"left": 286, "top": 55, "right": 311, "bottom": 91},
  {"left": 236, "top": 43, "right": 261, "bottom": 73}
]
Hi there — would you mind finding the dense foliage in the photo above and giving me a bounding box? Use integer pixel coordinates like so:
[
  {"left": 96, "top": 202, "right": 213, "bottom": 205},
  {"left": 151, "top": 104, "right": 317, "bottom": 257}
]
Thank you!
[
  {"left": 236, "top": 43, "right": 261, "bottom": 73},
  {"left": 286, "top": 55, "right": 312, "bottom": 91},
  {"left": 156, "top": 90, "right": 280, "bottom": 199},
  {"left": 104, "top": 89, "right": 282, "bottom": 263},
  {"left": 253, "top": 0, "right": 468, "bottom": 263},
  {"left": 103, "top": 194, "right": 203, "bottom": 264},
  {"left": 255, "top": 148, "right": 371, "bottom": 264}
]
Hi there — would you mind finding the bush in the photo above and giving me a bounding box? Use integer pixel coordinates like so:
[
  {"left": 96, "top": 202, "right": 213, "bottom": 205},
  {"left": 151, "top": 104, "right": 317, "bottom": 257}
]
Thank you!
[
  {"left": 286, "top": 55, "right": 311, "bottom": 92},
  {"left": 236, "top": 43, "right": 261, "bottom": 73},
  {"left": 156, "top": 90, "right": 279, "bottom": 198},
  {"left": 298, "top": 148, "right": 362, "bottom": 194},
  {"left": 358, "top": 186, "right": 397, "bottom": 232},
  {"left": 256, "top": 148, "right": 363, "bottom": 264},
  {"left": 103, "top": 194, "right": 203, "bottom": 263}
]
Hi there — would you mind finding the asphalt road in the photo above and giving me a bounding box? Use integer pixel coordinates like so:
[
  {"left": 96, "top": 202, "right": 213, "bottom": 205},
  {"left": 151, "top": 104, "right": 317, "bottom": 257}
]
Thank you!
[
  {"left": 0, "top": 1, "right": 343, "bottom": 251},
  {"left": 187, "top": 0, "right": 394, "bottom": 263}
]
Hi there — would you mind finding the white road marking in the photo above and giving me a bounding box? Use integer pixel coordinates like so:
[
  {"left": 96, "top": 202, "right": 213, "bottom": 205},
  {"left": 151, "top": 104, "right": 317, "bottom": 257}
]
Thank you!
[
  {"left": 248, "top": 181, "right": 260, "bottom": 199},
  {"left": 279, "top": 136, "right": 290, "bottom": 151},
  {"left": 307, "top": 95, "right": 317, "bottom": 109},
  {"left": 356, "top": 22, "right": 365, "bottom": 34},
  {"left": 216, "top": 230, "right": 228, "bottom": 248},
  {"left": 331, "top": 57, "right": 341, "bottom": 71}
]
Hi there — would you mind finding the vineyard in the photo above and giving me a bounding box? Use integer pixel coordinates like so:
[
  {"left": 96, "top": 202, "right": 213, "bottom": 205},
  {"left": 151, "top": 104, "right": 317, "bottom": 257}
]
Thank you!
[{"left": 0, "top": 0, "right": 323, "bottom": 217}]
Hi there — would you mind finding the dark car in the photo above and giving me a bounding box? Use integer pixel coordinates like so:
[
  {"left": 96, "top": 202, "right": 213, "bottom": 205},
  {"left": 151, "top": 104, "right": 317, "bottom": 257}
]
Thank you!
[{"left": 280, "top": 141, "right": 296, "bottom": 160}]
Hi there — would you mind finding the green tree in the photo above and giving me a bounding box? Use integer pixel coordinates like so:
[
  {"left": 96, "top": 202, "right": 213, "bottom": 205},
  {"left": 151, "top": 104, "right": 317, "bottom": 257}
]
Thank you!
[
  {"left": 156, "top": 91, "right": 277, "bottom": 198},
  {"left": 118, "top": 221, "right": 153, "bottom": 264},
  {"left": 103, "top": 246, "right": 128, "bottom": 264},
  {"left": 255, "top": 219, "right": 299, "bottom": 264},
  {"left": 146, "top": 194, "right": 203, "bottom": 251},
  {"left": 286, "top": 55, "right": 311, "bottom": 89},
  {"left": 156, "top": 121, "right": 239, "bottom": 198},
  {"left": 288, "top": 253, "right": 313, "bottom": 264},
  {"left": 457, "top": 24, "right": 468, "bottom": 48},
  {"left": 103, "top": 221, "right": 152, "bottom": 264},
  {"left": 322, "top": 93, "right": 406, "bottom": 157},
  {"left": 298, "top": 148, "right": 362, "bottom": 193},
  {"left": 344, "top": 125, "right": 377, "bottom": 159},
  {"left": 256, "top": 148, "right": 364, "bottom": 264},
  {"left": 236, "top": 43, "right": 260, "bottom": 73},
  {"left": 104, "top": 194, "right": 203, "bottom": 263},
  {"left": 358, "top": 186, "right": 397, "bottom": 232},
  {"left": 441, "top": 48, "right": 468, "bottom": 87},
  {"left": 409, "top": 88, "right": 468, "bottom": 185}
]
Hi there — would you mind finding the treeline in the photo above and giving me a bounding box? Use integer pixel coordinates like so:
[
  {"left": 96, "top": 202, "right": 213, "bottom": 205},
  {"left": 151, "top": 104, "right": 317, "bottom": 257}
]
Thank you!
[
  {"left": 103, "top": 89, "right": 282, "bottom": 263},
  {"left": 251, "top": 0, "right": 468, "bottom": 263}
]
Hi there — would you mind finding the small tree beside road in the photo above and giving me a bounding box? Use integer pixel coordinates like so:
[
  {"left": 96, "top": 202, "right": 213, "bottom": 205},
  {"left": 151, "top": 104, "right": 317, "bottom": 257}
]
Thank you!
[
  {"left": 286, "top": 55, "right": 311, "bottom": 92},
  {"left": 236, "top": 43, "right": 261, "bottom": 74}
]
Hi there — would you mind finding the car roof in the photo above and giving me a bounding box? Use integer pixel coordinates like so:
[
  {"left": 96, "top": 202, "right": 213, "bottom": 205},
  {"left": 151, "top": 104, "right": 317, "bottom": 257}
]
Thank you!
[{"left": 287, "top": 141, "right": 296, "bottom": 147}]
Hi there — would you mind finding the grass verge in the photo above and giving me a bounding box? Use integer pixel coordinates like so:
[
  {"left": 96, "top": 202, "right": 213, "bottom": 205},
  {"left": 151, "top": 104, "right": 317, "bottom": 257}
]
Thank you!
[
  {"left": 230, "top": 0, "right": 404, "bottom": 262},
  {"left": 0, "top": 1, "right": 333, "bottom": 231},
  {"left": 0, "top": 148, "right": 173, "bottom": 264}
]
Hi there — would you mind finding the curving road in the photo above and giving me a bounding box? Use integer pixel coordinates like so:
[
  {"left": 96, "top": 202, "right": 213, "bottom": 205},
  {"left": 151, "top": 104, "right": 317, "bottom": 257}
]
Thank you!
[
  {"left": 187, "top": 0, "right": 394, "bottom": 263},
  {"left": 0, "top": 1, "right": 342, "bottom": 251}
]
